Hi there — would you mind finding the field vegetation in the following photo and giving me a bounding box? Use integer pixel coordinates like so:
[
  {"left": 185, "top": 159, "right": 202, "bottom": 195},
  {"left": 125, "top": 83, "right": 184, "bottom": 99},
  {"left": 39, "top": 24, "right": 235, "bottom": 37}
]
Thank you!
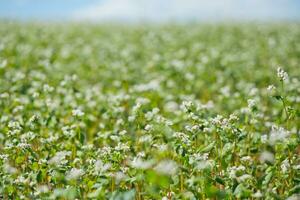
[{"left": 0, "top": 22, "right": 300, "bottom": 199}]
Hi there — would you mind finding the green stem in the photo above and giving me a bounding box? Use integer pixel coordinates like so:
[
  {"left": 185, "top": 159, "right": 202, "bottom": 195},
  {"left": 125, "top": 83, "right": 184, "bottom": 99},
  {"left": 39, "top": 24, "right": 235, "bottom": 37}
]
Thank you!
[{"left": 280, "top": 81, "right": 289, "bottom": 121}]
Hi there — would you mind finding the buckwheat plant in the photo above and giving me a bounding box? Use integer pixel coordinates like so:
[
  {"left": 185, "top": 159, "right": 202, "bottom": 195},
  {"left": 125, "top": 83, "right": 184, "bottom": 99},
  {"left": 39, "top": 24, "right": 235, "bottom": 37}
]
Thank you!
[{"left": 0, "top": 22, "right": 299, "bottom": 199}]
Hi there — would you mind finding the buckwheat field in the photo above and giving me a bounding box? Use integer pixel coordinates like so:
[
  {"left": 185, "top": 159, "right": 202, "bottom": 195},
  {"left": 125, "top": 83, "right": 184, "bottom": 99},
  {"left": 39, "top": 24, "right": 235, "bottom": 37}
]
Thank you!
[{"left": 0, "top": 22, "right": 299, "bottom": 199}]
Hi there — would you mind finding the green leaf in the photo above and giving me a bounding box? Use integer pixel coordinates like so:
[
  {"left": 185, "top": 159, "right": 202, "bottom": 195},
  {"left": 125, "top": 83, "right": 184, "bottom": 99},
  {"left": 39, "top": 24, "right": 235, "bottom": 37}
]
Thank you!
[
  {"left": 215, "top": 176, "right": 225, "bottom": 185},
  {"left": 289, "top": 184, "right": 300, "bottom": 195},
  {"left": 78, "top": 131, "right": 85, "bottom": 144},
  {"left": 273, "top": 95, "right": 283, "bottom": 100},
  {"left": 200, "top": 141, "right": 216, "bottom": 153},
  {"left": 37, "top": 170, "right": 43, "bottom": 182},
  {"left": 146, "top": 170, "right": 170, "bottom": 188},
  {"left": 32, "top": 162, "right": 39, "bottom": 171},
  {"left": 87, "top": 188, "right": 102, "bottom": 198},
  {"left": 109, "top": 190, "right": 136, "bottom": 200},
  {"left": 263, "top": 172, "right": 273, "bottom": 186},
  {"left": 16, "top": 156, "right": 25, "bottom": 164},
  {"left": 233, "top": 184, "right": 251, "bottom": 198}
]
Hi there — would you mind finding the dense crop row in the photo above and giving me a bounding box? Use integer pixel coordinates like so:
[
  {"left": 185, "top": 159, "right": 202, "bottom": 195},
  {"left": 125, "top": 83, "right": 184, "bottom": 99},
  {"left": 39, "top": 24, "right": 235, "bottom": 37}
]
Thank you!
[{"left": 0, "top": 22, "right": 299, "bottom": 199}]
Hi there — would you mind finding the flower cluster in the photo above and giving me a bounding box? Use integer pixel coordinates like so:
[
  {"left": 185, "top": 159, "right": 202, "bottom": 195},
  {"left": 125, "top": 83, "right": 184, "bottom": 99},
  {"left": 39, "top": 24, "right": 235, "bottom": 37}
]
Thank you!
[{"left": 0, "top": 22, "right": 299, "bottom": 199}]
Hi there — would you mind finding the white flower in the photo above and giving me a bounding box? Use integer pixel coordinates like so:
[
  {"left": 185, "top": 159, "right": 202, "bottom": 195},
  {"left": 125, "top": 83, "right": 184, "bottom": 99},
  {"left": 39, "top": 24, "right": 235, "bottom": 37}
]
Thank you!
[
  {"left": 0, "top": 59, "right": 7, "bottom": 68},
  {"left": 137, "top": 151, "right": 145, "bottom": 157},
  {"left": 249, "top": 88, "right": 258, "bottom": 96},
  {"left": 287, "top": 194, "right": 300, "bottom": 200},
  {"left": 0, "top": 92, "right": 9, "bottom": 98},
  {"left": 267, "top": 85, "right": 276, "bottom": 91},
  {"left": 132, "top": 103, "right": 141, "bottom": 113},
  {"left": 66, "top": 168, "right": 84, "bottom": 180},
  {"left": 228, "top": 165, "right": 246, "bottom": 179},
  {"left": 14, "top": 175, "right": 28, "bottom": 184},
  {"left": 72, "top": 108, "right": 84, "bottom": 117},
  {"left": 196, "top": 160, "right": 213, "bottom": 170},
  {"left": 237, "top": 174, "right": 252, "bottom": 182},
  {"left": 133, "top": 80, "right": 160, "bottom": 92},
  {"left": 252, "top": 190, "right": 263, "bottom": 198},
  {"left": 110, "top": 135, "right": 119, "bottom": 141},
  {"left": 118, "top": 130, "right": 127, "bottom": 136},
  {"left": 62, "top": 126, "right": 75, "bottom": 137},
  {"left": 17, "top": 142, "right": 31, "bottom": 149},
  {"left": 164, "top": 101, "right": 178, "bottom": 112},
  {"left": 144, "top": 124, "right": 153, "bottom": 131},
  {"left": 229, "top": 114, "right": 239, "bottom": 122},
  {"left": 43, "top": 84, "right": 54, "bottom": 92},
  {"left": 116, "top": 119, "right": 124, "bottom": 126},
  {"left": 292, "top": 164, "right": 300, "bottom": 170},
  {"left": 8, "top": 121, "right": 22, "bottom": 130},
  {"left": 259, "top": 151, "right": 274, "bottom": 163},
  {"left": 152, "top": 107, "right": 160, "bottom": 114},
  {"left": 36, "top": 185, "right": 49, "bottom": 193},
  {"left": 269, "top": 126, "right": 290, "bottom": 145},
  {"left": 139, "top": 135, "right": 152, "bottom": 143},
  {"left": 277, "top": 67, "right": 288, "bottom": 81},
  {"left": 281, "top": 159, "right": 290, "bottom": 173},
  {"left": 154, "top": 159, "right": 178, "bottom": 175},
  {"left": 3, "top": 163, "right": 18, "bottom": 174},
  {"left": 145, "top": 108, "right": 159, "bottom": 121},
  {"left": 130, "top": 157, "right": 154, "bottom": 169},
  {"left": 220, "top": 86, "right": 230, "bottom": 97},
  {"left": 191, "top": 125, "right": 199, "bottom": 131},
  {"left": 128, "top": 115, "right": 135, "bottom": 122},
  {"left": 114, "top": 171, "right": 127, "bottom": 184},
  {"left": 181, "top": 101, "right": 193, "bottom": 112},
  {"left": 261, "top": 135, "right": 268, "bottom": 143},
  {"left": 29, "top": 115, "right": 38, "bottom": 124},
  {"left": 48, "top": 151, "right": 71, "bottom": 165},
  {"left": 247, "top": 99, "right": 256, "bottom": 109},
  {"left": 136, "top": 97, "right": 150, "bottom": 105},
  {"left": 241, "top": 156, "right": 252, "bottom": 162},
  {"left": 95, "top": 160, "right": 111, "bottom": 173},
  {"left": 0, "top": 154, "right": 9, "bottom": 161},
  {"left": 32, "top": 92, "right": 39, "bottom": 98}
]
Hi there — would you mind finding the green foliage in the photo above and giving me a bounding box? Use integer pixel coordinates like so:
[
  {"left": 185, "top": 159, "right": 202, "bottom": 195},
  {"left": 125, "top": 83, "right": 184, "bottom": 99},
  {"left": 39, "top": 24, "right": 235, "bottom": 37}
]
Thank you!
[{"left": 0, "top": 21, "right": 299, "bottom": 199}]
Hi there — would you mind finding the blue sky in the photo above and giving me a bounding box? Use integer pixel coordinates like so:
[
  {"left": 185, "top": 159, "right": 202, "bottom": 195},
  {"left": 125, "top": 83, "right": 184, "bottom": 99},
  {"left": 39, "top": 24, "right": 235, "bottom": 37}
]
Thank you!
[
  {"left": 0, "top": 0, "right": 300, "bottom": 22},
  {"left": 0, "top": 0, "right": 100, "bottom": 20}
]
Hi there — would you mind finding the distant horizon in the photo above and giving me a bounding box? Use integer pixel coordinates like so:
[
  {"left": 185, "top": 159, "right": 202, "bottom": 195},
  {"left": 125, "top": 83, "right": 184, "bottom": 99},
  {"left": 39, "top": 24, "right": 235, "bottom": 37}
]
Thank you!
[{"left": 1, "top": 0, "right": 300, "bottom": 22}]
